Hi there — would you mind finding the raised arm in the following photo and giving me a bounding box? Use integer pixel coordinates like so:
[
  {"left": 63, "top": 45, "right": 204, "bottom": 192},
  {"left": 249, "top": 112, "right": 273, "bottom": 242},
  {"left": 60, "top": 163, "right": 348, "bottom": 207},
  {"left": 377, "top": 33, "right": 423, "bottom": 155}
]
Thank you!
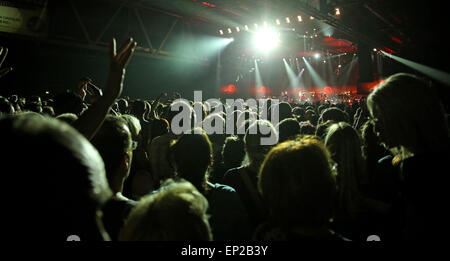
[{"left": 73, "top": 38, "right": 137, "bottom": 140}]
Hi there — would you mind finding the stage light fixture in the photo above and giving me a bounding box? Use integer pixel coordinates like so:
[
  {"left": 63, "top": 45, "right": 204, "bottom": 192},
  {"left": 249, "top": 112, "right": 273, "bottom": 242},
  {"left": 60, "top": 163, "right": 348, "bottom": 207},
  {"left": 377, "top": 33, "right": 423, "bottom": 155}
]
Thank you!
[
  {"left": 253, "top": 28, "right": 280, "bottom": 52},
  {"left": 310, "top": 16, "right": 314, "bottom": 20},
  {"left": 236, "top": 26, "right": 240, "bottom": 32},
  {"left": 286, "top": 17, "right": 290, "bottom": 23},
  {"left": 297, "top": 15, "right": 302, "bottom": 22},
  {"left": 245, "top": 25, "right": 249, "bottom": 31},
  {"left": 276, "top": 19, "right": 280, "bottom": 25},
  {"left": 254, "top": 23, "right": 258, "bottom": 28},
  {"left": 219, "top": 30, "right": 224, "bottom": 35},
  {"left": 227, "top": 28, "right": 232, "bottom": 34},
  {"left": 314, "top": 53, "right": 320, "bottom": 59}
]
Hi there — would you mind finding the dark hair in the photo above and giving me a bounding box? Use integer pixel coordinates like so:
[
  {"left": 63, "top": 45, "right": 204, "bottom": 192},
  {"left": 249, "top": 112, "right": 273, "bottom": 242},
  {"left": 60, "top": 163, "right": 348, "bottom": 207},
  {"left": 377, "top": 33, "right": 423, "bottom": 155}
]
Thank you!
[
  {"left": 222, "top": 136, "right": 245, "bottom": 167},
  {"left": 171, "top": 128, "right": 212, "bottom": 193},
  {"left": 91, "top": 115, "right": 132, "bottom": 184},
  {"left": 0, "top": 113, "right": 112, "bottom": 240},
  {"left": 277, "top": 118, "right": 301, "bottom": 142},
  {"left": 319, "top": 107, "right": 349, "bottom": 125}
]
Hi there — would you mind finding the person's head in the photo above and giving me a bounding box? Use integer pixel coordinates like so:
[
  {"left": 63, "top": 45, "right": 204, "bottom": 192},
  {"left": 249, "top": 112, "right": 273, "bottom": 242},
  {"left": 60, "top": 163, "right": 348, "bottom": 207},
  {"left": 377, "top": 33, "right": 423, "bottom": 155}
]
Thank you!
[
  {"left": 278, "top": 102, "right": 293, "bottom": 121},
  {"left": 91, "top": 115, "right": 133, "bottom": 193},
  {"left": 117, "top": 99, "right": 128, "bottom": 114},
  {"left": 42, "top": 106, "right": 55, "bottom": 117},
  {"left": 361, "top": 119, "right": 386, "bottom": 164},
  {"left": 0, "top": 96, "right": 14, "bottom": 114},
  {"left": 300, "top": 122, "right": 316, "bottom": 135},
  {"left": 166, "top": 100, "right": 197, "bottom": 133},
  {"left": 129, "top": 99, "right": 148, "bottom": 118},
  {"left": 367, "top": 73, "right": 449, "bottom": 156},
  {"left": 120, "top": 179, "right": 212, "bottom": 241},
  {"left": 150, "top": 118, "right": 170, "bottom": 142},
  {"left": 222, "top": 136, "right": 245, "bottom": 168},
  {"left": 0, "top": 113, "right": 112, "bottom": 240},
  {"left": 276, "top": 118, "right": 300, "bottom": 142},
  {"left": 292, "top": 107, "right": 304, "bottom": 119},
  {"left": 318, "top": 107, "right": 349, "bottom": 125},
  {"left": 171, "top": 128, "right": 212, "bottom": 192},
  {"left": 53, "top": 91, "right": 85, "bottom": 116},
  {"left": 121, "top": 114, "right": 142, "bottom": 144},
  {"left": 258, "top": 136, "right": 336, "bottom": 229},
  {"left": 324, "top": 122, "right": 366, "bottom": 215},
  {"left": 23, "top": 96, "right": 43, "bottom": 114},
  {"left": 244, "top": 120, "right": 278, "bottom": 166},
  {"left": 315, "top": 120, "right": 335, "bottom": 141},
  {"left": 304, "top": 109, "right": 316, "bottom": 122},
  {"left": 56, "top": 113, "right": 78, "bottom": 125}
]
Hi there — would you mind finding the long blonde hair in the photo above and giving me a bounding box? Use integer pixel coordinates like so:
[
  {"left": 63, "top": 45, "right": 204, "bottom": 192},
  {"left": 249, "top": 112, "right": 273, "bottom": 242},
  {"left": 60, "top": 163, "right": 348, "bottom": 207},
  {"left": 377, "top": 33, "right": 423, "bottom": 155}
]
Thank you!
[{"left": 325, "top": 122, "right": 367, "bottom": 218}]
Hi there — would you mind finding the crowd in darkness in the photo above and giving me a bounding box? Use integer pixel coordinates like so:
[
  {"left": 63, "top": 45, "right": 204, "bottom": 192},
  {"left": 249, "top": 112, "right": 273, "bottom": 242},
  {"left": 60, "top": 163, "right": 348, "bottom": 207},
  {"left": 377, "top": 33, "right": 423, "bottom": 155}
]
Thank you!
[{"left": 1, "top": 38, "right": 449, "bottom": 241}]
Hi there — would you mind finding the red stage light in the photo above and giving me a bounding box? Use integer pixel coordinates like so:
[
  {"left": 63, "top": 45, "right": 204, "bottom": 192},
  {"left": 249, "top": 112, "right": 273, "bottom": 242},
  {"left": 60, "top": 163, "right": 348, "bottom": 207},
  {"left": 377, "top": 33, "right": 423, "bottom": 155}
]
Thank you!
[
  {"left": 202, "top": 2, "right": 216, "bottom": 7},
  {"left": 221, "top": 84, "right": 236, "bottom": 94}
]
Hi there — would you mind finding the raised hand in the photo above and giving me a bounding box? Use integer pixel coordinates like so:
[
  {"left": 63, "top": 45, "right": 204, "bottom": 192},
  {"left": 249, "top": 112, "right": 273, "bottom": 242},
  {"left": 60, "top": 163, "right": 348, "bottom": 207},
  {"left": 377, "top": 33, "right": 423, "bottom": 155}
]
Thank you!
[
  {"left": 104, "top": 38, "right": 137, "bottom": 102},
  {"left": 73, "top": 37, "right": 137, "bottom": 140},
  {"left": 0, "top": 47, "right": 13, "bottom": 78}
]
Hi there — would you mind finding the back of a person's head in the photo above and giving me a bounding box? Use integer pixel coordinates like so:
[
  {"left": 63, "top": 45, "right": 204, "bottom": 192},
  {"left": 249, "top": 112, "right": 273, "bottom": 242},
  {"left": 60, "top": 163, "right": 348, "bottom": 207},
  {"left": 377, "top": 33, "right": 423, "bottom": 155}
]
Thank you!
[
  {"left": 319, "top": 107, "right": 349, "bottom": 125},
  {"left": 171, "top": 128, "right": 212, "bottom": 191},
  {"left": 91, "top": 115, "right": 132, "bottom": 186},
  {"left": 361, "top": 119, "right": 386, "bottom": 163},
  {"left": 0, "top": 96, "right": 14, "bottom": 114},
  {"left": 0, "top": 113, "right": 112, "bottom": 240},
  {"left": 315, "top": 120, "right": 335, "bottom": 140},
  {"left": 150, "top": 118, "right": 170, "bottom": 140},
  {"left": 276, "top": 118, "right": 300, "bottom": 142},
  {"left": 300, "top": 122, "right": 316, "bottom": 135},
  {"left": 117, "top": 98, "right": 128, "bottom": 114},
  {"left": 244, "top": 120, "right": 278, "bottom": 162},
  {"left": 129, "top": 99, "right": 147, "bottom": 117},
  {"left": 120, "top": 179, "right": 212, "bottom": 241},
  {"left": 56, "top": 112, "right": 78, "bottom": 124},
  {"left": 121, "top": 114, "right": 142, "bottom": 142},
  {"left": 367, "top": 73, "right": 449, "bottom": 153},
  {"left": 222, "top": 136, "right": 245, "bottom": 167},
  {"left": 324, "top": 122, "right": 366, "bottom": 212},
  {"left": 258, "top": 136, "right": 336, "bottom": 228},
  {"left": 53, "top": 91, "right": 84, "bottom": 116},
  {"left": 42, "top": 106, "right": 55, "bottom": 117}
]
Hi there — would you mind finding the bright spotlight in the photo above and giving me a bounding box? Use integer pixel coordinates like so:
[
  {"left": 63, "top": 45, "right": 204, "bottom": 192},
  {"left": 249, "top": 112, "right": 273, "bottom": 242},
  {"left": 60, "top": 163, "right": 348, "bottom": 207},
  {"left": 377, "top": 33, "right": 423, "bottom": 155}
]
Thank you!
[
  {"left": 254, "top": 23, "right": 258, "bottom": 28},
  {"left": 335, "top": 8, "right": 341, "bottom": 16},
  {"left": 310, "top": 16, "right": 314, "bottom": 20},
  {"left": 297, "top": 15, "right": 302, "bottom": 22},
  {"left": 286, "top": 17, "right": 291, "bottom": 23},
  {"left": 227, "top": 28, "right": 232, "bottom": 34},
  {"left": 253, "top": 28, "right": 280, "bottom": 52},
  {"left": 314, "top": 53, "right": 320, "bottom": 59},
  {"left": 276, "top": 19, "right": 280, "bottom": 25},
  {"left": 244, "top": 25, "right": 249, "bottom": 31},
  {"left": 219, "top": 30, "right": 224, "bottom": 35},
  {"left": 236, "top": 26, "right": 240, "bottom": 32}
]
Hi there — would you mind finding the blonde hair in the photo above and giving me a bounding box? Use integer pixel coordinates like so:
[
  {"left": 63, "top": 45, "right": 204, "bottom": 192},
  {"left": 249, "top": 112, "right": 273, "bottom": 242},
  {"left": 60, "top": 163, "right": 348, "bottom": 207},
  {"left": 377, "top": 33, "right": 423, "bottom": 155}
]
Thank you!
[
  {"left": 324, "top": 122, "right": 366, "bottom": 218},
  {"left": 367, "top": 73, "right": 449, "bottom": 160},
  {"left": 258, "top": 136, "right": 336, "bottom": 228},
  {"left": 119, "top": 179, "right": 212, "bottom": 241}
]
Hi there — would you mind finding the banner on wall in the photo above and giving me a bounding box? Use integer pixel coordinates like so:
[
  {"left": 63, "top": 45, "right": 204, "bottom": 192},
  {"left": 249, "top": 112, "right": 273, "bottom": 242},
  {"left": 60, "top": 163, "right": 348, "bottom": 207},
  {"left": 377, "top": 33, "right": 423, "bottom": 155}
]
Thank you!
[{"left": 0, "top": 1, "right": 48, "bottom": 36}]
